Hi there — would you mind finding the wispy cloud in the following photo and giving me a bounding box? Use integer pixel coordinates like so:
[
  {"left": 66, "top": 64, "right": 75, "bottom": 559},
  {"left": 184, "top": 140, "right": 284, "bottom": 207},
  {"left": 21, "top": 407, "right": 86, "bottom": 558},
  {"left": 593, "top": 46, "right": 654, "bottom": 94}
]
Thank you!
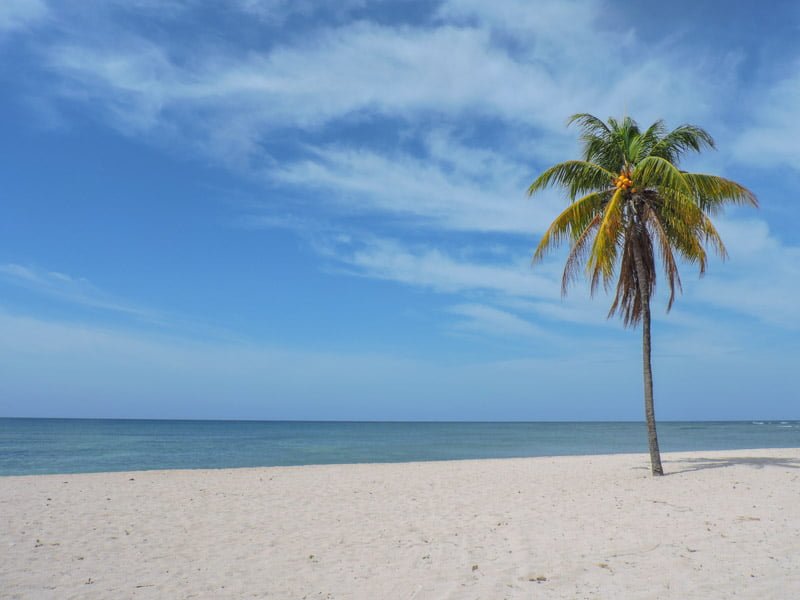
[
  {"left": 0, "top": 0, "right": 48, "bottom": 34},
  {"left": 733, "top": 62, "right": 800, "bottom": 171},
  {"left": 44, "top": 1, "right": 733, "bottom": 135},
  {"left": 18, "top": 0, "right": 760, "bottom": 357},
  {"left": 268, "top": 136, "right": 552, "bottom": 234},
  {"left": 318, "top": 216, "right": 800, "bottom": 335},
  {"left": 38, "top": 1, "right": 741, "bottom": 233},
  {"left": 448, "top": 303, "right": 550, "bottom": 339},
  {"left": 0, "top": 263, "right": 158, "bottom": 320},
  {"left": 323, "top": 236, "right": 557, "bottom": 298}
]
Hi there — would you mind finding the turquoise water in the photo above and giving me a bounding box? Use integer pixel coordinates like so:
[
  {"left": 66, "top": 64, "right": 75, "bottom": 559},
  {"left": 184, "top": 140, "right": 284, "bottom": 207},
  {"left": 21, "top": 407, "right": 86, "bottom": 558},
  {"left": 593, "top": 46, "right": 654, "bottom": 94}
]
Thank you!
[{"left": 1, "top": 418, "right": 798, "bottom": 476}]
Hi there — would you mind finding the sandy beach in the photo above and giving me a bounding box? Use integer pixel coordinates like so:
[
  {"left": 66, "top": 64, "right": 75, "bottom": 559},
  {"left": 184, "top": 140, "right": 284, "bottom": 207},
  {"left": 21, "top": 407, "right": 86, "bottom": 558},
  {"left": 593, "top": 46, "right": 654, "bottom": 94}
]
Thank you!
[{"left": 2, "top": 448, "right": 799, "bottom": 599}]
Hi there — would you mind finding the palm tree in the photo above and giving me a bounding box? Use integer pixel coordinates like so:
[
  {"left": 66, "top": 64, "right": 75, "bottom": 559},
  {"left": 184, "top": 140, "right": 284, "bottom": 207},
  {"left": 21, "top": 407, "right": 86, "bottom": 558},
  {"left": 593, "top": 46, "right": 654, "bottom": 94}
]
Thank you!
[{"left": 528, "top": 114, "right": 757, "bottom": 475}]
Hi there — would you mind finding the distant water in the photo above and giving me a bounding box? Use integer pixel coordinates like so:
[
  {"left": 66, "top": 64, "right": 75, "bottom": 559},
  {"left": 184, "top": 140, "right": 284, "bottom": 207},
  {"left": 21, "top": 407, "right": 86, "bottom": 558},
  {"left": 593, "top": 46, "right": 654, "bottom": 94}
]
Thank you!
[{"left": 1, "top": 418, "right": 798, "bottom": 476}]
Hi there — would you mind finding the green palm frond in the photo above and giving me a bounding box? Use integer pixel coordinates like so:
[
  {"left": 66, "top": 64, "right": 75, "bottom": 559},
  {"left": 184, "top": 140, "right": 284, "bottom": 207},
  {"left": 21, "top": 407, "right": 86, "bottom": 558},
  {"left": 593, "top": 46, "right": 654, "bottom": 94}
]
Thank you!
[
  {"left": 650, "top": 124, "right": 715, "bottom": 163},
  {"left": 527, "top": 160, "right": 615, "bottom": 201},
  {"left": 567, "top": 113, "right": 611, "bottom": 136},
  {"left": 683, "top": 173, "right": 758, "bottom": 213},
  {"left": 568, "top": 114, "right": 627, "bottom": 169},
  {"left": 639, "top": 120, "right": 666, "bottom": 155},
  {"left": 633, "top": 156, "right": 693, "bottom": 196},
  {"left": 651, "top": 191, "right": 710, "bottom": 273},
  {"left": 584, "top": 137, "right": 625, "bottom": 171}
]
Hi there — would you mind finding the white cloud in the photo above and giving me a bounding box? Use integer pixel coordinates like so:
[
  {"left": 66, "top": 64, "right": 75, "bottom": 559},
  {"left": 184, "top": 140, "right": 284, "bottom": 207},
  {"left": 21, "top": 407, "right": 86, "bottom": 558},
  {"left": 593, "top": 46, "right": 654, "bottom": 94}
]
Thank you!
[
  {"left": 448, "top": 303, "right": 549, "bottom": 338},
  {"left": 733, "top": 63, "right": 800, "bottom": 170},
  {"left": 46, "top": 22, "right": 563, "bottom": 133},
  {"left": 326, "top": 236, "right": 558, "bottom": 298},
  {"left": 0, "top": 0, "right": 48, "bottom": 33},
  {"left": 34, "top": 1, "right": 746, "bottom": 245},
  {"left": 269, "top": 137, "right": 554, "bottom": 234},
  {"left": 43, "top": 5, "right": 732, "bottom": 161}
]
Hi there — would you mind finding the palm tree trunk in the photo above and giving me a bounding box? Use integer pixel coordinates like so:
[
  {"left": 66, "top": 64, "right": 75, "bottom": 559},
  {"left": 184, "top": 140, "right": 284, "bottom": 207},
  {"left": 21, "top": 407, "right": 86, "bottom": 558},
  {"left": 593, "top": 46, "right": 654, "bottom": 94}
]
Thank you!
[{"left": 631, "top": 234, "right": 664, "bottom": 476}]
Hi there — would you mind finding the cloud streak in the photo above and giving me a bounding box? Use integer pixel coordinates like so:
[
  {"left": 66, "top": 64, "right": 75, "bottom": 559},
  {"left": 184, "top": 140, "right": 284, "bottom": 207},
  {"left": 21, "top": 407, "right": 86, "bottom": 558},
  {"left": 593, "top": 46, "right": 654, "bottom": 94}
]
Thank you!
[
  {"left": 0, "top": 264, "right": 159, "bottom": 321},
  {"left": 269, "top": 136, "right": 551, "bottom": 234},
  {"left": 323, "top": 237, "right": 557, "bottom": 298}
]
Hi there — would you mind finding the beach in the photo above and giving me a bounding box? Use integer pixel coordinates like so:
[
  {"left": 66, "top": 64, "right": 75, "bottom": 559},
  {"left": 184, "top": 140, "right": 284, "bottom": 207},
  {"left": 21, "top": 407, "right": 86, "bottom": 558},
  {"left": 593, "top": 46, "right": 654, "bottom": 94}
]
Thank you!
[{"left": 2, "top": 448, "right": 799, "bottom": 599}]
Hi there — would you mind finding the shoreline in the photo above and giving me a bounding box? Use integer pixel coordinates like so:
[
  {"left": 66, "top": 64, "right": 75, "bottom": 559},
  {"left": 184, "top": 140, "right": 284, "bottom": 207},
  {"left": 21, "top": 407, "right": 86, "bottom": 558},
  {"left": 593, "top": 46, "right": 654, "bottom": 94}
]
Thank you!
[
  {"left": 4, "top": 419, "right": 798, "bottom": 478},
  {"left": 3, "top": 448, "right": 799, "bottom": 598},
  {"left": 3, "top": 445, "right": 800, "bottom": 479}
]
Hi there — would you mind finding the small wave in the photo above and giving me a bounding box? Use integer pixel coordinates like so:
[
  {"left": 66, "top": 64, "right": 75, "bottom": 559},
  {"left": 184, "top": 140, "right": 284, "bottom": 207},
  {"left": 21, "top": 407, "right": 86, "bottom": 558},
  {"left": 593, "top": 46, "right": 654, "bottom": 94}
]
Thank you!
[{"left": 752, "top": 421, "right": 765, "bottom": 425}]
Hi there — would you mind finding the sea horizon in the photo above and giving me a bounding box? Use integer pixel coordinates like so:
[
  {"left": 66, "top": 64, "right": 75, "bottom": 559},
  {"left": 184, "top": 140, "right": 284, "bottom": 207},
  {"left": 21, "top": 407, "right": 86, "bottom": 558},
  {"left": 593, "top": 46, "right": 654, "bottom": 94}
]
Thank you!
[{"left": 5, "top": 415, "right": 798, "bottom": 426}]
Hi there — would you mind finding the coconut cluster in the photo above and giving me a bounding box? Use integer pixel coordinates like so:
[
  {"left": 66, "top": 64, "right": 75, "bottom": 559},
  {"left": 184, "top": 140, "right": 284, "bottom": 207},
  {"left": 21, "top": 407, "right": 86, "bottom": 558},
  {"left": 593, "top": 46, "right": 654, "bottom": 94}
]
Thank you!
[{"left": 613, "top": 174, "right": 637, "bottom": 193}]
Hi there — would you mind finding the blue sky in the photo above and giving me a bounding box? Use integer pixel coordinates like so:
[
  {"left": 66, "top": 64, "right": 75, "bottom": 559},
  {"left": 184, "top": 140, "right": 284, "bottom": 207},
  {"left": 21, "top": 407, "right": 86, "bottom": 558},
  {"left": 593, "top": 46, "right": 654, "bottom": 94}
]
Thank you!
[{"left": 0, "top": 0, "right": 798, "bottom": 420}]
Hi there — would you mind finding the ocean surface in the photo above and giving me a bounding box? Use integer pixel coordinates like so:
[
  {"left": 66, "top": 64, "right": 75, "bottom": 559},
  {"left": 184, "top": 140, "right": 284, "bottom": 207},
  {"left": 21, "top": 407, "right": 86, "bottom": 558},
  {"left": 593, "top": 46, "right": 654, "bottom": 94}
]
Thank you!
[{"left": 1, "top": 418, "right": 798, "bottom": 476}]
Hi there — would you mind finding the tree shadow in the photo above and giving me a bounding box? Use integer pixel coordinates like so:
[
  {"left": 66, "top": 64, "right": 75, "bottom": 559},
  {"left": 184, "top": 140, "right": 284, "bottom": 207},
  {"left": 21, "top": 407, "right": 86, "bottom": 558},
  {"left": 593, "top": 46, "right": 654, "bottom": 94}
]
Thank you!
[{"left": 665, "top": 455, "right": 800, "bottom": 475}]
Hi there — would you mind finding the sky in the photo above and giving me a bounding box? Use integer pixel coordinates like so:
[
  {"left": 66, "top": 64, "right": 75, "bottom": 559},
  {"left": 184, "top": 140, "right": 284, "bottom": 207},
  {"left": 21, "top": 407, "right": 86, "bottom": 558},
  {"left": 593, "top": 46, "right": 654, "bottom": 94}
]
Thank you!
[{"left": 0, "top": 0, "right": 798, "bottom": 421}]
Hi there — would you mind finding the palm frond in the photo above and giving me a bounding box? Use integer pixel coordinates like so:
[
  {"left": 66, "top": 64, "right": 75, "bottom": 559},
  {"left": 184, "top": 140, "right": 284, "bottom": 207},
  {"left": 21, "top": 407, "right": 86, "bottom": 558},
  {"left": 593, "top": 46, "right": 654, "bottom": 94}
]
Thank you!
[
  {"left": 583, "top": 136, "right": 625, "bottom": 171},
  {"left": 650, "top": 190, "right": 709, "bottom": 273},
  {"left": 527, "top": 160, "right": 615, "bottom": 201},
  {"left": 633, "top": 120, "right": 666, "bottom": 162},
  {"left": 634, "top": 156, "right": 693, "bottom": 196},
  {"left": 567, "top": 113, "right": 611, "bottom": 136},
  {"left": 607, "top": 116, "right": 642, "bottom": 167},
  {"left": 532, "top": 191, "right": 607, "bottom": 263},
  {"left": 561, "top": 214, "right": 602, "bottom": 296},
  {"left": 683, "top": 173, "right": 758, "bottom": 213},
  {"left": 608, "top": 227, "right": 655, "bottom": 327},
  {"left": 643, "top": 204, "right": 682, "bottom": 310},
  {"left": 650, "top": 124, "right": 715, "bottom": 163},
  {"left": 587, "top": 188, "right": 625, "bottom": 294},
  {"left": 700, "top": 214, "right": 728, "bottom": 261},
  {"left": 608, "top": 232, "right": 637, "bottom": 323}
]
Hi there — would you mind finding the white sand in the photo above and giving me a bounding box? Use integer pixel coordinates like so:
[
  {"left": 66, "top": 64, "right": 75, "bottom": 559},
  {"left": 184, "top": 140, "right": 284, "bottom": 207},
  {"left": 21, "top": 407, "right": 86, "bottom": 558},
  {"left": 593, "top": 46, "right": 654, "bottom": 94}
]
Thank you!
[{"left": 1, "top": 448, "right": 799, "bottom": 599}]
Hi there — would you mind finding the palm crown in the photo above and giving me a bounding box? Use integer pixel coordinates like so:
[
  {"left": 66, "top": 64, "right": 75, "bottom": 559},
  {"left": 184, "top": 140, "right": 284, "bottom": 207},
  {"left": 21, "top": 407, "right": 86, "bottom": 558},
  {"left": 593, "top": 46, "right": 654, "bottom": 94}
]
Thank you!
[{"left": 528, "top": 114, "right": 757, "bottom": 326}]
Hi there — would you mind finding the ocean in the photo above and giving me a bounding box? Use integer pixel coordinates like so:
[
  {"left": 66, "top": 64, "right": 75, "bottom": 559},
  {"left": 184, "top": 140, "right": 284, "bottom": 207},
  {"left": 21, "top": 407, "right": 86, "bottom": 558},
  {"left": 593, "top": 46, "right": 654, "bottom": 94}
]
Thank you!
[{"left": 1, "top": 418, "right": 798, "bottom": 476}]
